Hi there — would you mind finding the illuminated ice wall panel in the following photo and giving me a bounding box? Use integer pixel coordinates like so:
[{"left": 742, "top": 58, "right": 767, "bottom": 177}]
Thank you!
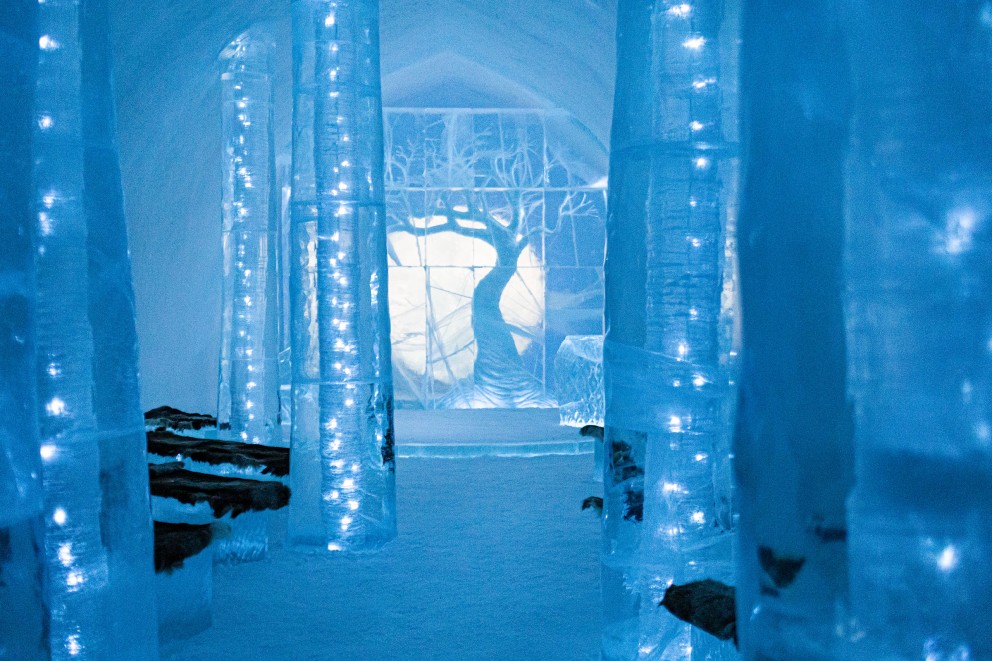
[
  {"left": 0, "top": 2, "right": 46, "bottom": 656},
  {"left": 844, "top": 4, "right": 992, "bottom": 658},
  {"left": 384, "top": 109, "right": 607, "bottom": 409},
  {"left": 734, "top": 1, "right": 854, "bottom": 658},
  {"left": 218, "top": 30, "right": 282, "bottom": 446},
  {"left": 603, "top": 1, "right": 739, "bottom": 659},
  {"left": 289, "top": 0, "right": 397, "bottom": 552},
  {"left": 20, "top": 0, "right": 159, "bottom": 656}
]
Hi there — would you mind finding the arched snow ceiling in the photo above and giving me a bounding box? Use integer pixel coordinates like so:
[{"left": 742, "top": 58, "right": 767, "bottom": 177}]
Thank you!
[{"left": 108, "top": 0, "right": 617, "bottom": 411}]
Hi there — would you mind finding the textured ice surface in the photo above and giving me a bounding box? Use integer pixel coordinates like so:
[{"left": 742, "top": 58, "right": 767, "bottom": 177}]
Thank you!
[
  {"left": 0, "top": 1, "right": 43, "bottom": 530},
  {"left": 733, "top": 2, "right": 854, "bottom": 658},
  {"left": 843, "top": 4, "right": 992, "bottom": 658},
  {"left": 384, "top": 109, "right": 607, "bottom": 409},
  {"left": 217, "top": 30, "right": 282, "bottom": 447},
  {"left": 555, "top": 335, "right": 605, "bottom": 428},
  {"left": 604, "top": 1, "right": 739, "bottom": 658},
  {"left": 288, "top": 0, "right": 397, "bottom": 551},
  {"left": 156, "top": 548, "right": 213, "bottom": 641},
  {"left": 25, "top": 0, "right": 160, "bottom": 656}
]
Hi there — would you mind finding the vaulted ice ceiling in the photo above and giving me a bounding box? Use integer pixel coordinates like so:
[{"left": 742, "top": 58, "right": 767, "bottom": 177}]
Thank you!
[{"left": 109, "top": 0, "right": 616, "bottom": 412}]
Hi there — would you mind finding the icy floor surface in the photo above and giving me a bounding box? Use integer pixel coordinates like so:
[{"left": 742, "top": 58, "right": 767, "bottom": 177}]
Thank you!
[{"left": 162, "top": 454, "right": 601, "bottom": 660}]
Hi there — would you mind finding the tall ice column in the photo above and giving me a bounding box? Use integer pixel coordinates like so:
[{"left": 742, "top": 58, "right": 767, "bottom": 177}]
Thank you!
[
  {"left": 0, "top": 2, "right": 47, "bottom": 658},
  {"left": 603, "top": 1, "right": 739, "bottom": 658},
  {"left": 289, "top": 0, "right": 396, "bottom": 551},
  {"left": 843, "top": 3, "right": 992, "bottom": 657},
  {"left": 218, "top": 31, "right": 282, "bottom": 446},
  {"left": 733, "top": 1, "right": 854, "bottom": 658},
  {"left": 0, "top": 0, "right": 158, "bottom": 659}
]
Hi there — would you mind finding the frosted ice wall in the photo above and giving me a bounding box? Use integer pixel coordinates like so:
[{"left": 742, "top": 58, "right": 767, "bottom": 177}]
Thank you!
[
  {"left": 843, "top": 4, "right": 992, "bottom": 658},
  {"left": 733, "top": 2, "right": 854, "bottom": 658},
  {"left": 383, "top": 109, "right": 607, "bottom": 409},
  {"left": 0, "top": 3, "right": 47, "bottom": 657},
  {"left": 0, "top": 0, "right": 43, "bottom": 534},
  {"left": 604, "top": 1, "right": 739, "bottom": 658},
  {"left": 555, "top": 335, "right": 605, "bottom": 428},
  {"left": 9, "top": 0, "right": 160, "bottom": 656},
  {"left": 289, "top": 0, "right": 397, "bottom": 551},
  {"left": 217, "top": 30, "right": 282, "bottom": 446}
]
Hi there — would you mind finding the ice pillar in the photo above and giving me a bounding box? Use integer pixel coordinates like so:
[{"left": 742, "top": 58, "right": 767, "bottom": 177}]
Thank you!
[
  {"left": 28, "top": 0, "right": 160, "bottom": 656},
  {"left": 733, "top": 2, "right": 854, "bottom": 658},
  {"left": 218, "top": 31, "right": 282, "bottom": 446},
  {"left": 603, "top": 1, "right": 739, "bottom": 658},
  {"left": 843, "top": 4, "right": 992, "bottom": 657},
  {"left": 0, "top": 3, "right": 47, "bottom": 657},
  {"left": 288, "top": 0, "right": 396, "bottom": 551}
]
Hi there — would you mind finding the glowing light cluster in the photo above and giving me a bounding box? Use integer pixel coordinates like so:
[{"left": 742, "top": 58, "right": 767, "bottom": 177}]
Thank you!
[
  {"left": 218, "top": 31, "right": 281, "bottom": 446},
  {"left": 601, "top": 1, "right": 738, "bottom": 658},
  {"left": 288, "top": 0, "right": 396, "bottom": 552}
]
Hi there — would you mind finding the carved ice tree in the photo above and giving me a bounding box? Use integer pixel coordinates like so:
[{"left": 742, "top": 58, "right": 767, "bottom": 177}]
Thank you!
[{"left": 385, "top": 110, "right": 607, "bottom": 409}]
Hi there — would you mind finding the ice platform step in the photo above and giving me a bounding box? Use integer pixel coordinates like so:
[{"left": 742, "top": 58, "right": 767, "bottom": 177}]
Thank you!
[{"left": 394, "top": 409, "right": 593, "bottom": 458}]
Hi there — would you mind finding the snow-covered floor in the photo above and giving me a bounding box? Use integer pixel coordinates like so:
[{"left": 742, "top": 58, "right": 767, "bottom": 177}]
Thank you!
[{"left": 162, "top": 454, "right": 602, "bottom": 660}]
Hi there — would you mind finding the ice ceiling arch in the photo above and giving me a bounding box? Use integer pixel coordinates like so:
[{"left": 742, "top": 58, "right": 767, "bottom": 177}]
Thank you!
[{"left": 106, "top": 0, "right": 617, "bottom": 412}]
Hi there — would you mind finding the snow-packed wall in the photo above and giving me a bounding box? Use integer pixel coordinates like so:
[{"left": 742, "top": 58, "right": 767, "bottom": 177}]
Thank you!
[
  {"left": 603, "top": 1, "right": 739, "bottom": 658},
  {"left": 288, "top": 0, "right": 396, "bottom": 552},
  {"left": 217, "top": 30, "right": 282, "bottom": 446},
  {"left": 843, "top": 3, "right": 992, "bottom": 658},
  {"left": 0, "top": 0, "right": 159, "bottom": 657},
  {"left": 733, "top": 1, "right": 854, "bottom": 658}
]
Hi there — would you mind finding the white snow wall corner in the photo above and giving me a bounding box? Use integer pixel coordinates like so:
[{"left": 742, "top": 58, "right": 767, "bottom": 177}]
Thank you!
[
  {"left": 1, "top": 0, "right": 159, "bottom": 657},
  {"left": 843, "top": 3, "right": 992, "bottom": 658},
  {"left": 603, "top": 1, "right": 740, "bottom": 659},
  {"left": 288, "top": 0, "right": 397, "bottom": 552},
  {"left": 218, "top": 29, "right": 282, "bottom": 447}
]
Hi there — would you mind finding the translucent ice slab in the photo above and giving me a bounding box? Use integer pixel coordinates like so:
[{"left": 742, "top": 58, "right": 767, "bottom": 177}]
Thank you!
[{"left": 555, "top": 335, "right": 605, "bottom": 428}]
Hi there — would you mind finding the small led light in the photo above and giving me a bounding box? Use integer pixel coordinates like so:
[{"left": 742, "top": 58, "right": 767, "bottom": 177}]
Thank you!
[{"left": 683, "top": 36, "right": 705, "bottom": 50}]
